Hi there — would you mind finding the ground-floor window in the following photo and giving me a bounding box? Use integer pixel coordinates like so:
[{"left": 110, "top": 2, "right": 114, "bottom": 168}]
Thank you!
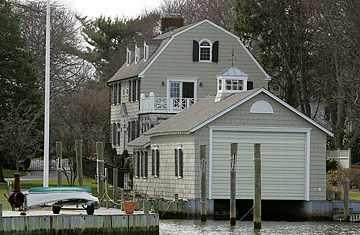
[
  {"left": 134, "top": 150, "right": 148, "bottom": 178},
  {"left": 151, "top": 147, "right": 160, "bottom": 177},
  {"left": 174, "top": 147, "right": 183, "bottom": 178}
]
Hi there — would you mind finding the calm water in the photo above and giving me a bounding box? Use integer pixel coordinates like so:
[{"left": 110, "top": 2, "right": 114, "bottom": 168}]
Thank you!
[{"left": 160, "top": 220, "right": 360, "bottom": 235}]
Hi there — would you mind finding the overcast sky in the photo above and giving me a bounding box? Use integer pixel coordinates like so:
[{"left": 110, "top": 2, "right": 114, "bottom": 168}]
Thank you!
[{"left": 59, "top": 0, "right": 163, "bottom": 18}]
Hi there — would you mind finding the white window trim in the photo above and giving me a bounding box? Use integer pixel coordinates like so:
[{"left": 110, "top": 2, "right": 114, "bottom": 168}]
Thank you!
[
  {"left": 199, "top": 39, "right": 212, "bottom": 63},
  {"left": 126, "top": 48, "right": 131, "bottom": 66},
  {"left": 166, "top": 78, "right": 198, "bottom": 101},
  {"left": 144, "top": 41, "right": 149, "bottom": 62},
  {"left": 175, "top": 145, "right": 183, "bottom": 179},
  {"left": 134, "top": 45, "right": 139, "bottom": 64},
  {"left": 151, "top": 145, "right": 160, "bottom": 178},
  {"left": 208, "top": 126, "right": 312, "bottom": 201}
]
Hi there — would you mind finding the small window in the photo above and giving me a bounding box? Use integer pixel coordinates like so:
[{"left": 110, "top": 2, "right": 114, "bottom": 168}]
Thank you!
[
  {"left": 135, "top": 152, "right": 140, "bottom": 178},
  {"left": 225, "top": 80, "right": 244, "bottom": 91},
  {"left": 144, "top": 41, "right": 149, "bottom": 61},
  {"left": 218, "top": 79, "right": 222, "bottom": 90},
  {"left": 199, "top": 40, "right": 212, "bottom": 62},
  {"left": 174, "top": 147, "right": 183, "bottom": 178},
  {"left": 116, "top": 124, "right": 121, "bottom": 146},
  {"left": 135, "top": 45, "right": 140, "bottom": 64},
  {"left": 247, "top": 81, "right": 254, "bottom": 90},
  {"left": 112, "top": 123, "right": 117, "bottom": 145},
  {"left": 126, "top": 48, "right": 131, "bottom": 65},
  {"left": 151, "top": 147, "right": 160, "bottom": 178}
]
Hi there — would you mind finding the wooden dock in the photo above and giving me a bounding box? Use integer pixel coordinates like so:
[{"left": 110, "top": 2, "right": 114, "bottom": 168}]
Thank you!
[{"left": 0, "top": 208, "right": 159, "bottom": 234}]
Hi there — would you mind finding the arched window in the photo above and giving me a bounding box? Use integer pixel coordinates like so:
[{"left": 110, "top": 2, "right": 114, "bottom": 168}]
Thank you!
[
  {"left": 199, "top": 39, "right": 212, "bottom": 62},
  {"left": 250, "top": 100, "right": 274, "bottom": 114}
]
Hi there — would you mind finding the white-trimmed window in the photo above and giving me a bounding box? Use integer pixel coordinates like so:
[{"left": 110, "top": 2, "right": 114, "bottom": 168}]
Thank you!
[
  {"left": 225, "top": 79, "right": 243, "bottom": 91},
  {"left": 199, "top": 39, "right": 212, "bottom": 62},
  {"left": 174, "top": 146, "right": 184, "bottom": 178},
  {"left": 135, "top": 45, "right": 140, "bottom": 64},
  {"left": 135, "top": 151, "right": 148, "bottom": 178},
  {"left": 144, "top": 41, "right": 149, "bottom": 61},
  {"left": 126, "top": 48, "right": 131, "bottom": 65},
  {"left": 151, "top": 146, "right": 160, "bottom": 177}
]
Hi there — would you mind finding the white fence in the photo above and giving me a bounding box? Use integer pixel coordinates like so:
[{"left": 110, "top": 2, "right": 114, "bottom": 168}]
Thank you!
[
  {"left": 28, "top": 159, "right": 71, "bottom": 171},
  {"left": 327, "top": 149, "right": 351, "bottom": 169},
  {"left": 140, "top": 94, "right": 196, "bottom": 114}
]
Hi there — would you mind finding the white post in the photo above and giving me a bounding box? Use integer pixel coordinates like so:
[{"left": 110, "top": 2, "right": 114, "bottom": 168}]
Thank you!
[{"left": 43, "top": 0, "right": 51, "bottom": 188}]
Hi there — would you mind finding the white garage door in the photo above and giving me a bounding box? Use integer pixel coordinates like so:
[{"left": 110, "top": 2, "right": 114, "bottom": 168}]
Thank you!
[{"left": 211, "top": 130, "right": 307, "bottom": 200}]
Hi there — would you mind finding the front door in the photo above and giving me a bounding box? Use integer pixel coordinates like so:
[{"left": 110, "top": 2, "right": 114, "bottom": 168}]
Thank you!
[{"left": 182, "top": 82, "right": 194, "bottom": 99}]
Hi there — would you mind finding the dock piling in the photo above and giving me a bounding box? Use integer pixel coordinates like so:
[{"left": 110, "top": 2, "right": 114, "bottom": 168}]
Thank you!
[
  {"left": 96, "top": 142, "right": 105, "bottom": 197},
  {"left": 344, "top": 177, "right": 350, "bottom": 221},
  {"left": 75, "top": 140, "right": 84, "bottom": 186},
  {"left": 113, "top": 167, "right": 119, "bottom": 205},
  {"left": 56, "top": 141, "right": 62, "bottom": 186},
  {"left": 254, "top": 143, "right": 262, "bottom": 230},
  {"left": 230, "top": 143, "right": 238, "bottom": 226},
  {"left": 200, "top": 145, "right": 207, "bottom": 222}
]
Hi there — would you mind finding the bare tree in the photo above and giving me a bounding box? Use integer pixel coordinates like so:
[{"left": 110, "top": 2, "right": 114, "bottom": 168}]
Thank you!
[{"left": 160, "top": 0, "right": 236, "bottom": 31}]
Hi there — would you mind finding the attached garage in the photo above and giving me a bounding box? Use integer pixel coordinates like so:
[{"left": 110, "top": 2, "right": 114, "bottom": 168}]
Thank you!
[{"left": 210, "top": 128, "right": 309, "bottom": 200}]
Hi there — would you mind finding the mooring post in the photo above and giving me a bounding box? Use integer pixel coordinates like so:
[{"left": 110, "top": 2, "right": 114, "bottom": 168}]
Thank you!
[
  {"left": 230, "top": 143, "right": 238, "bottom": 226},
  {"left": 254, "top": 143, "right": 262, "bottom": 230},
  {"left": 200, "top": 145, "right": 207, "bottom": 222},
  {"left": 344, "top": 177, "right": 350, "bottom": 221},
  {"left": 113, "top": 167, "right": 119, "bottom": 205},
  {"left": 56, "top": 141, "right": 63, "bottom": 186},
  {"left": 96, "top": 142, "right": 105, "bottom": 197},
  {"left": 75, "top": 140, "right": 84, "bottom": 186}
]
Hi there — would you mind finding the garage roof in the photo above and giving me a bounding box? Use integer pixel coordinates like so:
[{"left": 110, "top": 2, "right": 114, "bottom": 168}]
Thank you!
[{"left": 145, "top": 88, "right": 334, "bottom": 137}]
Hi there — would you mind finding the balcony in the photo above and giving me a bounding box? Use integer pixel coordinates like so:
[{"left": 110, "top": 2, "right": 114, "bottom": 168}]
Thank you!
[{"left": 140, "top": 94, "right": 196, "bottom": 114}]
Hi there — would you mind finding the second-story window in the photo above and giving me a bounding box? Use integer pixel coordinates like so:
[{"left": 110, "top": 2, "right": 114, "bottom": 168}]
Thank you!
[
  {"left": 135, "top": 45, "right": 140, "bottom": 64},
  {"left": 126, "top": 48, "right": 131, "bottom": 65},
  {"left": 144, "top": 41, "right": 149, "bottom": 61},
  {"left": 199, "top": 40, "right": 212, "bottom": 62}
]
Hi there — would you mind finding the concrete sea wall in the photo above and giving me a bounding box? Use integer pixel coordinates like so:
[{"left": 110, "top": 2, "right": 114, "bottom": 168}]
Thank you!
[{"left": 0, "top": 213, "right": 159, "bottom": 235}]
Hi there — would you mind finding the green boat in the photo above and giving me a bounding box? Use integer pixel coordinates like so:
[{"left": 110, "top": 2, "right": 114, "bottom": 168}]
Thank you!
[{"left": 28, "top": 186, "right": 92, "bottom": 193}]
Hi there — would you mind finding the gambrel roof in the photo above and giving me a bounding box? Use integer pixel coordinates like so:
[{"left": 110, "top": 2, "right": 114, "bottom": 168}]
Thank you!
[
  {"left": 145, "top": 88, "right": 334, "bottom": 137},
  {"left": 108, "top": 19, "right": 271, "bottom": 83}
]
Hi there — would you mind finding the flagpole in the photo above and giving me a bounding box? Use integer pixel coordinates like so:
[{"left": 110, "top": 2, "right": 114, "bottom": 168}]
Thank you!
[{"left": 43, "top": 0, "right": 51, "bottom": 187}]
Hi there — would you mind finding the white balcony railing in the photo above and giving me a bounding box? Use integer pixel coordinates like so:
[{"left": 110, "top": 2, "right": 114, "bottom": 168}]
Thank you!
[{"left": 140, "top": 94, "right": 196, "bottom": 114}]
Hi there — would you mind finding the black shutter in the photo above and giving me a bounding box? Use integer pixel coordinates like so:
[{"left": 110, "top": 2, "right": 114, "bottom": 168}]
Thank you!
[
  {"left": 212, "top": 41, "right": 219, "bottom": 63},
  {"left": 136, "top": 152, "right": 140, "bottom": 177},
  {"left": 193, "top": 40, "right": 199, "bottom": 62},
  {"left": 118, "top": 83, "right": 122, "bottom": 104},
  {"left": 152, "top": 150, "right": 155, "bottom": 176},
  {"left": 137, "top": 79, "right": 141, "bottom": 101},
  {"left": 140, "top": 152, "right": 144, "bottom": 177},
  {"left": 132, "top": 80, "right": 136, "bottom": 102},
  {"left": 247, "top": 81, "right": 254, "bottom": 90},
  {"left": 175, "top": 149, "right": 178, "bottom": 177},
  {"left": 144, "top": 151, "right": 148, "bottom": 178},
  {"left": 156, "top": 150, "right": 160, "bottom": 177},
  {"left": 127, "top": 122, "right": 131, "bottom": 142},
  {"left": 179, "top": 149, "right": 183, "bottom": 178},
  {"left": 128, "top": 80, "right": 132, "bottom": 102}
]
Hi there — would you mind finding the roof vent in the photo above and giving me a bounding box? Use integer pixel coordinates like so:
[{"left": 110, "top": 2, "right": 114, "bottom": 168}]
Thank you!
[{"left": 160, "top": 15, "right": 184, "bottom": 34}]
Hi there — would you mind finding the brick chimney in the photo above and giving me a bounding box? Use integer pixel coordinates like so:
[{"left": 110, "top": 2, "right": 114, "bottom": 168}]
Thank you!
[{"left": 160, "top": 15, "right": 184, "bottom": 34}]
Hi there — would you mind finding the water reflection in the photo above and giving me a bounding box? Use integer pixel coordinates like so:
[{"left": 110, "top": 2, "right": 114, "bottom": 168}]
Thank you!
[{"left": 160, "top": 220, "right": 360, "bottom": 235}]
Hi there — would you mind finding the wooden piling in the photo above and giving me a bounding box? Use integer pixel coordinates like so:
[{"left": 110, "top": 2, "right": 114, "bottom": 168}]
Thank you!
[
  {"left": 75, "top": 140, "right": 84, "bottom": 186},
  {"left": 113, "top": 167, "right": 119, "bottom": 204},
  {"left": 254, "top": 143, "right": 261, "bottom": 230},
  {"left": 230, "top": 143, "right": 237, "bottom": 226},
  {"left": 344, "top": 177, "right": 350, "bottom": 221},
  {"left": 96, "top": 142, "right": 105, "bottom": 197},
  {"left": 200, "top": 145, "right": 207, "bottom": 222},
  {"left": 56, "top": 141, "right": 63, "bottom": 186}
]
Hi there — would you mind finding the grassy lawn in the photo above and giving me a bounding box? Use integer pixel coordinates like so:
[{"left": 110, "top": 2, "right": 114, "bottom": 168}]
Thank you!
[
  {"left": 3, "top": 169, "right": 27, "bottom": 178},
  {"left": 0, "top": 177, "right": 97, "bottom": 211},
  {"left": 350, "top": 191, "right": 360, "bottom": 200}
]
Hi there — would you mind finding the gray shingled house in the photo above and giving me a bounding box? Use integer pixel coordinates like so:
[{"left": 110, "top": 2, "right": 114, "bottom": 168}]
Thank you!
[{"left": 108, "top": 17, "right": 333, "bottom": 217}]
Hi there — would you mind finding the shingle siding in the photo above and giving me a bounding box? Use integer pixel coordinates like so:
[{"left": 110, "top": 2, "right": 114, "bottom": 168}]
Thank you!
[
  {"left": 194, "top": 93, "right": 327, "bottom": 201},
  {"left": 141, "top": 22, "right": 268, "bottom": 98}
]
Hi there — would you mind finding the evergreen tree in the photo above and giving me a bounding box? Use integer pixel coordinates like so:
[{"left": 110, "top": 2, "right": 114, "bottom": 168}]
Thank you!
[{"left": 0, "top": 0, "right": 41, "bottom": 181}]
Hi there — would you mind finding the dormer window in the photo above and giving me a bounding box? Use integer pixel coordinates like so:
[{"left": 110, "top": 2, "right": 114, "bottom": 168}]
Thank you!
[
  {"left": 199, "top": 40, "right": 212, "bottom": 62},
  {"left": 126, "top": 48, "right": 131, "bottom": 65},
  {"left": 144, "top": 41, "right": 149, "bottom": 61},
  {"left": 134, "top": 45, "right": 140, "bottom": 64},
  {"left": 215, "top": 67, "right": 249, "bottom": 102}
]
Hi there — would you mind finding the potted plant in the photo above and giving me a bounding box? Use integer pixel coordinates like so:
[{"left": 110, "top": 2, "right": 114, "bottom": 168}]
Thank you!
[{"left": 123, "top": 201, "right": 136, "bottom": 214}]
